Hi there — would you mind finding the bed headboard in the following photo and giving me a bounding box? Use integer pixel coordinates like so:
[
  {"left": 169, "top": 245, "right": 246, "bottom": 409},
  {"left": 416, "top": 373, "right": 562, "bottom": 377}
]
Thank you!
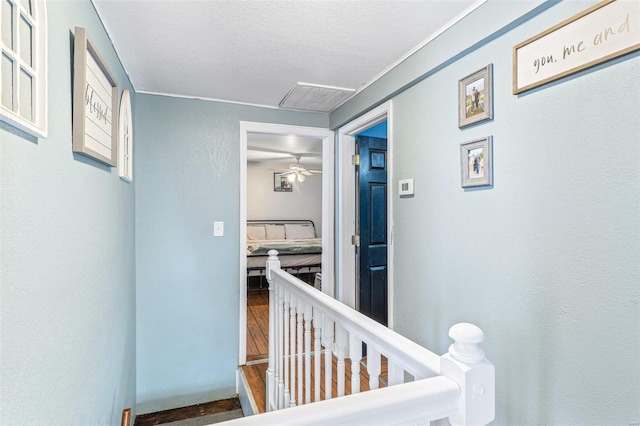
[{"left": 247, "top": 220, "right": 317, "bottom": 240}]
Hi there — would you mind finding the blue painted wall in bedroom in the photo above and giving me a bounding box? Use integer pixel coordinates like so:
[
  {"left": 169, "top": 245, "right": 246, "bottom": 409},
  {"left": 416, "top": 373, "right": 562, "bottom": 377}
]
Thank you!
[{"left": 357, "top": 121, "right": 387, "bottom": 138}]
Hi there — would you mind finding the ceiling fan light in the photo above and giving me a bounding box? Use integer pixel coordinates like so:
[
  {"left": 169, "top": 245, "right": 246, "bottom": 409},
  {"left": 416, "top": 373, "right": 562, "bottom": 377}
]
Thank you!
[
  {"left": 287, "top": 173, "right": 296, "bottom": 182},
  {"left": 297, "top": 172, "right": 306, "bottom": 182}
]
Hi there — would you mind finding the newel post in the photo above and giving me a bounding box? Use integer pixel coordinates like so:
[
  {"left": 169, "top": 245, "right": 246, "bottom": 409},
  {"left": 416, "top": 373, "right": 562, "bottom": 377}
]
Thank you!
[
  {"left": 440, "top": 323, "right": 495, "bottom": 426},
  {"left": 265, "top": 250, "right": 280, "bottom": 411}
]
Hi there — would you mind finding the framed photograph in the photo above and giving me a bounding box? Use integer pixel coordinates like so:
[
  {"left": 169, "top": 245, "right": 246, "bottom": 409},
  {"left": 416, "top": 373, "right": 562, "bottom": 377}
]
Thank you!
[
  {"left": 460, "top": 136, "right": 493, "bottom": 188},
  {"left": 458, "top": 64, "right": 493, "bottom": 128},
  {"left": 73, "top": 27, "right": 118, "bottom": 166},
  {"left": 274, "top": 172, "right": 293, "bottom": 192}
]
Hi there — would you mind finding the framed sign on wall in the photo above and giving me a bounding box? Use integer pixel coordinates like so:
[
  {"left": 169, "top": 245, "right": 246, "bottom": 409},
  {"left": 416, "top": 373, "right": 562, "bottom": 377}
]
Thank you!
[
  {"left": 73, "top": 27, "right": 118, "bottom": 166},
  {"left": 513, "top": 0, "right": 640, "bottom": 94}
]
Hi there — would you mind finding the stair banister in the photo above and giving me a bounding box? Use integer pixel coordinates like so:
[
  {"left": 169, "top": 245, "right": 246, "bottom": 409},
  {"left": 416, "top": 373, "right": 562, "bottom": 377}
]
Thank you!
[{"left": 236, "top": 251, "right": 496, "bottom": 425}]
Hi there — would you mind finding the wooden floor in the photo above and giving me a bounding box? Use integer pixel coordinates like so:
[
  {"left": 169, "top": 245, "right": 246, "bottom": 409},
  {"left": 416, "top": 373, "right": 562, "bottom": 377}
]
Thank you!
[
  {"left": 133, "top": 398, "right": 241, "bottom": 425},
  {"left": 246, "top": 289, "right": 269, "bottom": 362},
  {"left": 244, "top": 289, "right": 388, "bottom": 414},
  {"left": 242, "top": 356, "right": 388, "bottom": 414}
]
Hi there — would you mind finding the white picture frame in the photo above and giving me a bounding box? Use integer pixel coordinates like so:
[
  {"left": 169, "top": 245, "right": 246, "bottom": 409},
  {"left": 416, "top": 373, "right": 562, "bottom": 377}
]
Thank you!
[{"left": 72, "top": 27, "right": 118, "bottom": 166}]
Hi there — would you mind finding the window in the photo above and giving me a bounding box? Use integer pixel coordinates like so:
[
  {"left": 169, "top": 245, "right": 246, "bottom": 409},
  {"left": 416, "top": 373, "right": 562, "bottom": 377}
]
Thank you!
[{"left": 0, "top": 0, "right": 46, "bottom": 137}]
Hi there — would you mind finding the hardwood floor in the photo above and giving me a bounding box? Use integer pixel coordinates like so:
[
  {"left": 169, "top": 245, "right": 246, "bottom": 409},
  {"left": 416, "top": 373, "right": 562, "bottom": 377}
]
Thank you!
[
  {"left": 133, "top": 398, "right": 242, "bottom": 425},
  {"left": 244, "top": 284, "right": 390, "bottom": 415},
  {"left": 242, "top": 353, "right": 388, "bottom": 413},
  {"left": 246, "top": 289, "right": 269, "bottom": 362}
]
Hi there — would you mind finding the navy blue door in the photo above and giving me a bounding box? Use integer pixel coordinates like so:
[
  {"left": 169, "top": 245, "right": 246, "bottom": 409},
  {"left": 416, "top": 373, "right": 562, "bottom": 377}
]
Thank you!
[{"left": 357, "top": 136, "right": 388, "bottom": 326}]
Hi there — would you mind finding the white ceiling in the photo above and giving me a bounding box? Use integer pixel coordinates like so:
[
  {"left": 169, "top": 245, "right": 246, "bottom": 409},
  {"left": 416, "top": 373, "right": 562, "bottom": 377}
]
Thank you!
[
  {"left": 247, "top": 132, "right": 323, "bottom": 166},
  {"left": 92, "top": 0, "right": 482, "bottom": 163},
  {"left": 92, "top": 0, "right": 481, "bottom": 112}
]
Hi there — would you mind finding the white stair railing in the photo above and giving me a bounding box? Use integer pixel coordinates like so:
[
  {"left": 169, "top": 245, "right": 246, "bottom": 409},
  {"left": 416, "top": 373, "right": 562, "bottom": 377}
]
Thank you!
[{"left": 231, "top": 251, "right": 495, "bottom": 425}]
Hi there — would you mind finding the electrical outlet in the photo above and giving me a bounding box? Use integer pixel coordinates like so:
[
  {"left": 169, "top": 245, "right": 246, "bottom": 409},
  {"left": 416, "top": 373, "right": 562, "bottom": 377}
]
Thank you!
[{"left": 214, "top": 221, "right": 224, "bottom": 236}]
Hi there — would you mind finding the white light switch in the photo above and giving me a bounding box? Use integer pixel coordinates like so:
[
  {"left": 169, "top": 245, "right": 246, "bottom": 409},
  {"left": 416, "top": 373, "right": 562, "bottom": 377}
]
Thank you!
[{"left": 214, "top": 221, "right": 224, "bottom": 236}]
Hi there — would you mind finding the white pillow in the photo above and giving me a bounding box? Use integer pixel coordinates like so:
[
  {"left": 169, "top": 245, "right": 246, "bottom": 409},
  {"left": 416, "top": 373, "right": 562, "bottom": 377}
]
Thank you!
[
  {"left": 247, "top": 225, "right": 266, "bottom": 240},
  {"left": 285, "top": 224, "right": 316, "bottom": 239},
  {"left": 265, "top": 224, "right": 285, "bottom": 240}
]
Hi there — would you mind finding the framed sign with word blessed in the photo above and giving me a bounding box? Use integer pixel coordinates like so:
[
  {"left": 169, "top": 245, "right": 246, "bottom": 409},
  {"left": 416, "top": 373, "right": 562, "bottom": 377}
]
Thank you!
[{"left": 73, "top": 27, "right": 118, "bottom": 166}]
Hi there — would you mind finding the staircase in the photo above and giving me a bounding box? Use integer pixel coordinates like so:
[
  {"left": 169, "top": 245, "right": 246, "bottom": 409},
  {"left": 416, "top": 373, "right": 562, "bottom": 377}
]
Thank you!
[{"left": 229, "top": 251, "right": 495, "bottom": 425}]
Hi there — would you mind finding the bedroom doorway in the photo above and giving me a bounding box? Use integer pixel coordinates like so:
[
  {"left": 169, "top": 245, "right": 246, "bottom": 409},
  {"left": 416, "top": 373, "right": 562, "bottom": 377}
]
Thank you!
[{"left": 238, "top": 122, "right": 334, "bottom": 366}]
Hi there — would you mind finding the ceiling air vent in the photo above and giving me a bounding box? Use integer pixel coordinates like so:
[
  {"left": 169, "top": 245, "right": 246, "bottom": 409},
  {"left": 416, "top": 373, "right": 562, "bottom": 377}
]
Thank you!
[{"left": 279, "top": 82, "right": 356, "bottom": 113}]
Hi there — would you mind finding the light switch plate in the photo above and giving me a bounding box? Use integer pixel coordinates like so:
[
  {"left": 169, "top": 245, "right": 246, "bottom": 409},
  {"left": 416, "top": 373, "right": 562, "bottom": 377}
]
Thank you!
[
  {"left": 399, "top": 179, "right": 414, "bottom": 196},
  {"left": 214, "top": 221, "right": 224, "bottom": 236}
]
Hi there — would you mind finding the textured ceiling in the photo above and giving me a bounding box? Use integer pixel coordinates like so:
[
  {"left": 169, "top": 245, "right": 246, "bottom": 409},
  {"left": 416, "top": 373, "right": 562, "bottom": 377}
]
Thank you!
[
  {"left": 247, "top": 132, "right": 323, "bottom": 166},
  {"left": 92, "top": 0, "right": 481, "bottom": 111}
]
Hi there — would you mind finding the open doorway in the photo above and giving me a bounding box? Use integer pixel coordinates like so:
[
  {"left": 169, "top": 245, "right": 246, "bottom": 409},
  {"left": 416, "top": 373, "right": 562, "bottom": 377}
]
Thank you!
[
  {"left": 238, "top": 122, "right": 334, "bottom": 366},
  {"left": 355, "top": 122, "right": 388, "bottom": 326},
  {"left": 336, "top": 101, "right": 393, "bottom": 327}
]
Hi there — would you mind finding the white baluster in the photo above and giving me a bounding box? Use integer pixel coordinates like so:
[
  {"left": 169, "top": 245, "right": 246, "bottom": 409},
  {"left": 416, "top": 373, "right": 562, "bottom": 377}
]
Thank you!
[
  {"left": 296, "top": 298, "right": 303, "bottom": 405},
  {"left": 367, "top": 346, "right": 381, "bottom": 390},
  {"left": 313, "top": 307, "right": 321, "bottom": 403},
  {"left": 440, "top": 323, "right": 495, "bottom": 426},
  {"left": 323, "top": 315, "right": 334, "bottom": 400},
  {"left": 388, "top": 359, "right": 404, "bottom": 386},
  {"left": 276, "top": 282, "right": 284, "bottom": 409},
  {"left": 304, "top": 301, "right": 312, "bottom": 404},
  {"left": 289, "top": 294, "right": 297, "bottom": 407},
  {"left": 283, "top": 288, "right": 291, "bottom": 408},
  {"left": 349, "top": 334, "right": 362, "bottom": 394},
  {"left": 335, "top": 325, "right": 347, "bottom": 397},
  {"left": 265, "top": 251, "right": 280, "bottom": 411}
]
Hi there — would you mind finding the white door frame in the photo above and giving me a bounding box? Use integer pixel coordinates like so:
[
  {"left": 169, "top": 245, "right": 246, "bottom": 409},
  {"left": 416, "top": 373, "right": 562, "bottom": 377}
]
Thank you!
[
  {"left": 239, "top": 121, "right": 334, "bottom": 365},
  {"left": 336, "top": 101, "right": 393, "bottom": 328}
]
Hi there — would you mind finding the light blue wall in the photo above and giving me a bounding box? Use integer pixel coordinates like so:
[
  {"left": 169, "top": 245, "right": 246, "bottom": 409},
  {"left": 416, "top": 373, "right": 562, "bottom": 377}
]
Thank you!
[
  {"left": 333, "top": 1, "right": 639, "bottom": 424},
  {"left": 357, "top": 121, "right": 387, "bottom": 138},
  {"left": 134, "top": 94, "right": 327, "bottom": 412},
  {"left": 0, "top": 1, "right": 136, "bottom": 425}
]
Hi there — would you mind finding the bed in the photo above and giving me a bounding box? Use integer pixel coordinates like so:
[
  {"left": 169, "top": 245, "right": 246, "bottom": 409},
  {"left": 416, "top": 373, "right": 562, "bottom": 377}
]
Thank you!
[{"left": 246, "top": 220, "right": 321, "bottom": 289}]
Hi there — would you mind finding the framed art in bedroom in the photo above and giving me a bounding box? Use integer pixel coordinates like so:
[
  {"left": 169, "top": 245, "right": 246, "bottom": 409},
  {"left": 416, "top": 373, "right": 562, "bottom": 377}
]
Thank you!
[
  {"left": 274, "top": 172, "right": 293, "bottom": 192},
  {"left": 460, "top": 136, "right": 493, "bottom": 188},
  {"left": 458, "top": 64, "right": 493, "bottom": 128}
]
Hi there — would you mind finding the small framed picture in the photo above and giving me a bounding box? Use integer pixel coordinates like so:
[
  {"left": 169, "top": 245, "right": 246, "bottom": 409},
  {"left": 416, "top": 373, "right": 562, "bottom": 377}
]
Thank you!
[
  {"left": 458, "top": 64, "right": 493, "bottom": 128},
  {"left": 460, "top": 136, "right": 493, "bottom": 188},
  {"left": 274, "top": 172, "right": 293, "bottom": 192}
]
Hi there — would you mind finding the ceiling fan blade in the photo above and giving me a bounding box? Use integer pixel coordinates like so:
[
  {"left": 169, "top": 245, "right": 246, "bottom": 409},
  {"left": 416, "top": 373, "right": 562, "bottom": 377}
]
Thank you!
[
  {"left": 301, "top": 170, "right": 313, "bottom": 176},
  {"left": 308, "top": 169, "right": 323, "bottom": 174}
]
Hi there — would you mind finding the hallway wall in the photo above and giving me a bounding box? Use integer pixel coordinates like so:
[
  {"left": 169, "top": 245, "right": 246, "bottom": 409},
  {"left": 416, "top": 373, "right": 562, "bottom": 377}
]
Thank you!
[
  {"left": 332, "top": 1, "right": 639, "bottom": 424},
  {"left": 0, "top": 2, "right": 136, "bottom": 424},
  {"left": 134, "top": 94, "right": 327, "bottom": 412}
]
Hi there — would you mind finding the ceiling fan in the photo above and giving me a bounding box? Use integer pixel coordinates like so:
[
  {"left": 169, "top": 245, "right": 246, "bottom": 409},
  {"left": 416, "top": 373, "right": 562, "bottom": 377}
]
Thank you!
[{"left": 279, "top": 155, "right": 322, "bottom": 183}]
